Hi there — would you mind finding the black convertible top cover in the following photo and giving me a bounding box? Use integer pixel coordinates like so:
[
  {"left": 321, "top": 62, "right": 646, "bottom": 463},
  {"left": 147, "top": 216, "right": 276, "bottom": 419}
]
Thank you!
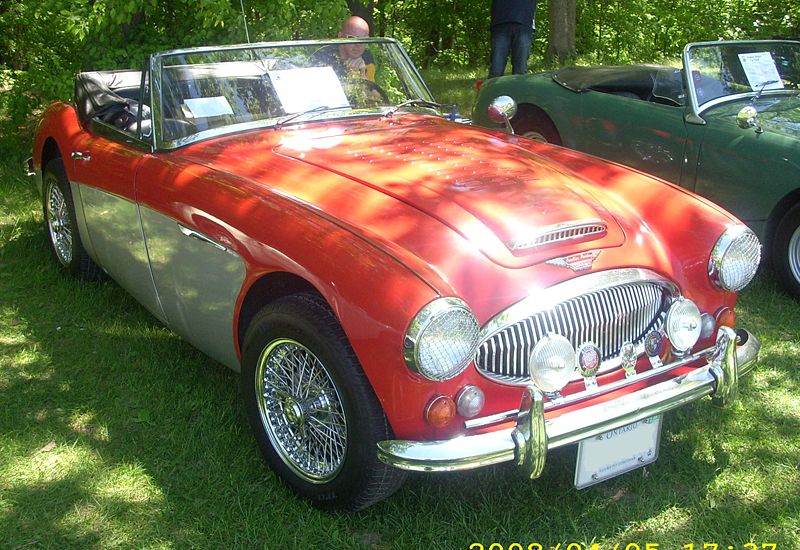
[{"left": 553, "top": 64, "right": 670, "bottom": 93}]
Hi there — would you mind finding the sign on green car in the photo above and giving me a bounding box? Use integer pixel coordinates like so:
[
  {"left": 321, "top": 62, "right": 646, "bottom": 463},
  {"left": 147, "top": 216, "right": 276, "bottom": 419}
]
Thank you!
[{"left": 473, "top": 40, "right": 800, "bottom": 299}]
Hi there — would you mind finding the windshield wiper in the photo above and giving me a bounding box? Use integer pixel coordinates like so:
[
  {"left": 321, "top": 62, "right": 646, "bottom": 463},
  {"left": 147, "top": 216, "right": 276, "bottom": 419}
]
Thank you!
[
  {"left": 752, "top": 79, "right": 779, "bottom": 102},
  {"left": 384, "top": 98, "right": 457, "bottom": 120},
  {"left": 274, "top": 105, "right": 350, "bottom": 130}
]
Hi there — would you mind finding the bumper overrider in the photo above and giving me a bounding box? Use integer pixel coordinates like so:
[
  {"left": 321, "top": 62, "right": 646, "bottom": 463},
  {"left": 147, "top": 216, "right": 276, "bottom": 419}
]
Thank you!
[{"left": 377, "top": 326, "right": 759, "bottom": 478}]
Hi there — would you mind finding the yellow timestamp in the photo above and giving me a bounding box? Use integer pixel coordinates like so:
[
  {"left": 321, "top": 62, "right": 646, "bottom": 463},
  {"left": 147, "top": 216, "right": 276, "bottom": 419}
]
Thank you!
[
  {"left": 468, "top": 544, "right": 778, "bottom": 550},
  {"left": 469, "top": 544, "right": 662, "bottom": 550}
]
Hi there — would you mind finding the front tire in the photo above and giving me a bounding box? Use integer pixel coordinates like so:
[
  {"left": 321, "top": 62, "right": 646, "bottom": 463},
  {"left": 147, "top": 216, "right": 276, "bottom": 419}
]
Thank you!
[
  {"left": 512, "top": 105, "right": 562, "bottom": 145},
  {"left": 241, "top": 293, "right": 405, "bottom": 511},
  {"left": 772, "top": 203, "right": 800, "bottom": 299},
  {"left": 42, "top": 158, "right": 103, "bottom": 280}
]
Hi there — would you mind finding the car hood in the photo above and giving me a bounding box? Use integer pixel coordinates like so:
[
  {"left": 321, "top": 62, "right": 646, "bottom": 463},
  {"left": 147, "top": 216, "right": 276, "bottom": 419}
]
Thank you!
[
  {"left": 708, "top": 95, "right": 800, "bottom": 139},
  {"left": 268, "top": 117, "right": 625, "bottom": 267},
  {"left": 179, "top": 116, "right": 722, "bottom": 278}
]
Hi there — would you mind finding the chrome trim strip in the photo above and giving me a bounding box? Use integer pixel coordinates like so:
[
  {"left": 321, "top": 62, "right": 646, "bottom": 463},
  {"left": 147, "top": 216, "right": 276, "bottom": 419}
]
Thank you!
[
  {"left": 506, "top": 219, "right": 607, "bottom": 251},
  {"left": 377, "top": 328, "right": 758, "bottom": 473}
]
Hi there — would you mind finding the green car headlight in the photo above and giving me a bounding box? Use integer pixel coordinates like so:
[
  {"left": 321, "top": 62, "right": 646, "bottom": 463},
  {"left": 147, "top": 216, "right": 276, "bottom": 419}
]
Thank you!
[
  {"left": 709, "top": 225, "right": 761, "bottom": 292},
  {"left": 403, "top": 298, "right": 480, "bottom": 381}
]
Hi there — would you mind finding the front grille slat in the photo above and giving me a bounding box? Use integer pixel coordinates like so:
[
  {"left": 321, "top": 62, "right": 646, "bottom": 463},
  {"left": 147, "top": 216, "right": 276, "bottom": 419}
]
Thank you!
[{"left": 475, "top": 281, "right": 670, "bottom": 385}]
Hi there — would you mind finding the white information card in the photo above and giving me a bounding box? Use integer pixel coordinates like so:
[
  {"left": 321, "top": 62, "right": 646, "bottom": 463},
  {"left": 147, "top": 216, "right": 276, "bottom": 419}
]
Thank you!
[
  {"left": 268, "top": 66, "right": 350, "bottom": 114},
  {"left": 738, "top": 51, "right": 784, "bottom": 91}
]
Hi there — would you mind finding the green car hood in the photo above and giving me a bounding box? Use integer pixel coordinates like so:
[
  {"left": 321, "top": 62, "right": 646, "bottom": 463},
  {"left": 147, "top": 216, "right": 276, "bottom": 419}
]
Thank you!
[{"left": 706, "top": 95, "right": 800, "bottom": 139}]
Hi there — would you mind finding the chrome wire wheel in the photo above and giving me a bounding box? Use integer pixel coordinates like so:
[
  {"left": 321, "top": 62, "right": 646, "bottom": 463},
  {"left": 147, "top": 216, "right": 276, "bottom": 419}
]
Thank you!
[
  {"left": 789, "top": 225, "right": 800, "bottom": 285},
  {"left": 45, "top": 179, "right": 73, "bottom": 266},
  {"left": 255, "top": 338, "right": 347, "bottom": 483},
  {"left": 521, "top": 129, "right": 548, "bottom": 143}
]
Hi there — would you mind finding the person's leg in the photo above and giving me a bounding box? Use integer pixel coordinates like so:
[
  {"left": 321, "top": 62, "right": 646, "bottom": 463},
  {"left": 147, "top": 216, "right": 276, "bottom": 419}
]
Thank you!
[
  {"left": 489, "top": 23, "right": 512, "bottom": 78},
  {"left": 510, "top": 24, "right": 533, "bottom": 75}
]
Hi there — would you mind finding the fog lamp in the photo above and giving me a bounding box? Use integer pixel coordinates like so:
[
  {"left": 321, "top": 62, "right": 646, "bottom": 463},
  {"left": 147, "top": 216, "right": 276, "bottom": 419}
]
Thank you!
[
  {"left": 456, "top": 385, "right": 485, "bottom": 418},
  {"left": 529, "top": 333, "right": 576, "bottom": 393},
  {"left": 665, "top": 298, "right": 702, "bottom": 353},
  {"left": 425, "top": 395, "right": 456, "bottom": 428}
]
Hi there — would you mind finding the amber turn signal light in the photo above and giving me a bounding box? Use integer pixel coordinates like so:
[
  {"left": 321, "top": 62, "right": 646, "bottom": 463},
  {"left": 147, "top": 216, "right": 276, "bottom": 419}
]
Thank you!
[
  {"left": 424, "top": 395, "right": 456, "bottom": 428},
  {"left": 715, "top": 307, "right": 737, "bottom": 329}
]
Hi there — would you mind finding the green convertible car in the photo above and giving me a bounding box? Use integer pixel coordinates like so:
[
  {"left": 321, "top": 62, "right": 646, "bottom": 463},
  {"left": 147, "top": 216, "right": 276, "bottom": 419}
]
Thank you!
[{"left": 473, "top": 40, "right": 800, "bottom": 298}]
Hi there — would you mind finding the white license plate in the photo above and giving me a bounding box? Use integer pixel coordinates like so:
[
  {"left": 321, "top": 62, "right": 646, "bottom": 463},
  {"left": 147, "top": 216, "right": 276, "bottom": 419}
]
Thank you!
[{"left": 574, "top": 415, "right": 662, "bottom": 489}]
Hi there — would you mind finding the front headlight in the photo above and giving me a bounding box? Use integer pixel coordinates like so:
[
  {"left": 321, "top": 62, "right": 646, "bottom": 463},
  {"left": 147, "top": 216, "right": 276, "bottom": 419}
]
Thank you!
[
  {"left": 709, "top": 225, "right": 761, "bottom": 291},
  {"left": 403, "top": 297, "right": 480, "bottom": 381}
]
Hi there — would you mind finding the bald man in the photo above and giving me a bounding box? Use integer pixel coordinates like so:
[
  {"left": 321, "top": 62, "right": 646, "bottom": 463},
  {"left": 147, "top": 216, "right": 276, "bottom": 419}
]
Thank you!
[{"left": 314, "top": 16, "right": 376, "bottom": 81}]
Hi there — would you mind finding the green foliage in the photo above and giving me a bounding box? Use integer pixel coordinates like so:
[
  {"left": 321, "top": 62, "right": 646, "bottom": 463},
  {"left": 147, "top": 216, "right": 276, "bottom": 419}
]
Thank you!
[{"left": 0, "top": 0, "right": 798, "bottom": 155}]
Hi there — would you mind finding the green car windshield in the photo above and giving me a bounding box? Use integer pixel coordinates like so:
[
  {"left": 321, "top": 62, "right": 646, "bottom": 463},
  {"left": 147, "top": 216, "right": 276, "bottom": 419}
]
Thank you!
[
  {"left": 150, "top": 39, "right": 434, "bottom": 147},
  {"left": 686, "top": 40, "right": 800, "bottom": 110}
]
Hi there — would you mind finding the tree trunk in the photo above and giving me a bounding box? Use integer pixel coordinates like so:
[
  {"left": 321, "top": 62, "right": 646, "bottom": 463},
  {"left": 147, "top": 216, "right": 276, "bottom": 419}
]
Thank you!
[
  {"left": 347, "top": 0, "right": 375, "bottom": 35},
  {"left": 546, "top": 0, "right": 576, "bottom": 64}
]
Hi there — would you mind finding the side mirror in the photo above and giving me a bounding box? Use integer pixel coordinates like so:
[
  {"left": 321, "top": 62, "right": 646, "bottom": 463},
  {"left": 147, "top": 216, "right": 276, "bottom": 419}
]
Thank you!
[
  {"left": 737, "top": 105, "right": 763, "bottom": 133},
  {"left": 487, "top": 95, "right": 517, "bottom": 134}
]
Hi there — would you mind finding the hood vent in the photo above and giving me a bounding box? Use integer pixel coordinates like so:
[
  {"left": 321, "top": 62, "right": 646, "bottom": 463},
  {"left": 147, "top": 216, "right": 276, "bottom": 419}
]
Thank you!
[{"left": 506, "top": 219, "right": 608, "bottom": 251}]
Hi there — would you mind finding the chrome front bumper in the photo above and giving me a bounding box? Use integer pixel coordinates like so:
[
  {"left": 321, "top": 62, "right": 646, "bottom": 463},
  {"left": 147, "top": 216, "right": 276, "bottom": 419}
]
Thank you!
[{"left": 377, "top": 326, "right": 759, "bottom": 477}]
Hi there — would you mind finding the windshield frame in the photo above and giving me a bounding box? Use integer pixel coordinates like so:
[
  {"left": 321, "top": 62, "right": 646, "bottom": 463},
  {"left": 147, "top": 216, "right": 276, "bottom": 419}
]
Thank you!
[
  {"left": 683, "top": 39, "right": 800, "bottom": 119},
  {"left": 148, "top": 38, "right": 436, "bottom": 150}
]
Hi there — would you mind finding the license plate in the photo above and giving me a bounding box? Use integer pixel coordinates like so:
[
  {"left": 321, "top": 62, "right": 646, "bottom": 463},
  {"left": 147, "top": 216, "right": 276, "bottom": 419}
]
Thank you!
[{"left": 574, "top": 415, "right": 662, "bottom": 489}]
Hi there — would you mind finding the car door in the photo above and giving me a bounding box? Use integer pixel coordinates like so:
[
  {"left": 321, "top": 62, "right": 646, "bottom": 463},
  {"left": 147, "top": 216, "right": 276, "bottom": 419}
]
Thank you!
[
  {"left": 70, "top": 120, "right": 167, "bottom": 323},
  {"left": 576, "top": 92, "right": 690, "bottom": 186},
  {"left": 133, "top": 154, "right": 247, "bottom": 371},
  {"left": 691, "top": 104, "right": 798, "bottom": 233}
]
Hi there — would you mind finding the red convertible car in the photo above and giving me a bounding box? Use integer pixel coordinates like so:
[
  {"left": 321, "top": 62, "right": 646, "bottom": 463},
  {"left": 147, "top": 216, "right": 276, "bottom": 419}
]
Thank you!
[{"left": 27, "top": 38, "right": 761, "bottom": 511}]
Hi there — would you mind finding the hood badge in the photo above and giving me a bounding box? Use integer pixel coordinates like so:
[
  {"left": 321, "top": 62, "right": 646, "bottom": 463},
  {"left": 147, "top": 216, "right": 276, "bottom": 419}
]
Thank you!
[{"left": 546, "top": 250, "right": 601, "bottom": 272}]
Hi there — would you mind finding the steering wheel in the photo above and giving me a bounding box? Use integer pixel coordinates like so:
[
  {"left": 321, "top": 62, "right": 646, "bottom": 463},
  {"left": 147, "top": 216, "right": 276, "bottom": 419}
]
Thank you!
[{"left": 345, "top": 78, "right": 389, "bottom": 106}]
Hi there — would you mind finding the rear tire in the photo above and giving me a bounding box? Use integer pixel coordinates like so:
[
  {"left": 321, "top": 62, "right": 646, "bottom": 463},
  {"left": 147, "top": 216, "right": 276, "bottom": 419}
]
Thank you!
[
  {"left": 42, "top": 158, "right": 103, "bottom": 280},
  {"left": 772, "top": 203, "right": 800, "bottom": 299},
  {"left": 512, "top": 105, "right": 562, "bottom": 145},
  {"left": 241, "top": 293, "right": 405, "bottom": 511}
]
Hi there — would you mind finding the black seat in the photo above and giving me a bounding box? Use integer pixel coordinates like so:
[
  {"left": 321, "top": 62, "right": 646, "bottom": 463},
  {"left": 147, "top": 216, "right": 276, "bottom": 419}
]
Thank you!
[{"left": 74, "top": 72, "right": 130, "bottom": 125}]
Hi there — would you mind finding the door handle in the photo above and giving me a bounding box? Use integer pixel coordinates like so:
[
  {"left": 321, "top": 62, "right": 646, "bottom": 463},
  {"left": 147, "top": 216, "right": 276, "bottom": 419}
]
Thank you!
[
  {"left": 178, "top": 223, "right": 227, "bottom": 252},
  {"left": 71, "top": 151, "right": 91, "bottom": 161}
]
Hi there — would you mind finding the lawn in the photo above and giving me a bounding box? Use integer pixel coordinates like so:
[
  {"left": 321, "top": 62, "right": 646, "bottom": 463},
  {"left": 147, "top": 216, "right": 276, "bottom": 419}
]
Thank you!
[{"left": 1, "top": 76, "right": 799, "bottom": 549}]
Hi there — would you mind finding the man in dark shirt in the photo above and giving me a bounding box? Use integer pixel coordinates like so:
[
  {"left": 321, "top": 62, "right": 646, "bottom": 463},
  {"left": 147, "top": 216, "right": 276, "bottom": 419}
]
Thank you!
[
  {"left": 313, "top": 16, "right": 376, "bottom": 81},
  {"left": 489, "top": 0, "right": 537, "bottom": 78}
]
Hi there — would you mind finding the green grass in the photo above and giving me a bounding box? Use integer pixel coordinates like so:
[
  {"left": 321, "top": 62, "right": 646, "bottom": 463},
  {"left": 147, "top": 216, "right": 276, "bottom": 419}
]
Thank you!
[
  {"left": 420, "top": 66, "right": 485, "bottom": 118},
  {"left": 1, "top": 83, "right": 800, "bottom": 549}
]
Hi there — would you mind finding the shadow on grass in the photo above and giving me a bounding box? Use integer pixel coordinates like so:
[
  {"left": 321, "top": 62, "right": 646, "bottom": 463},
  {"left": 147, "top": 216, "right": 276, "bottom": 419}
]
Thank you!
[{"left": 2, "top": 204, "right": 798, "bottom": 547}]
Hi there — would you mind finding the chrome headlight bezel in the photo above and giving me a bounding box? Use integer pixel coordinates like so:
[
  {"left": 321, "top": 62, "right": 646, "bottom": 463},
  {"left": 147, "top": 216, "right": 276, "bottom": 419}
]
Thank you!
[
  {"left": 708, "top": 225, "right": 761, "bottom": 292},
  {"left": 403, "top": 297, "right": 480, "bottom": 382}
]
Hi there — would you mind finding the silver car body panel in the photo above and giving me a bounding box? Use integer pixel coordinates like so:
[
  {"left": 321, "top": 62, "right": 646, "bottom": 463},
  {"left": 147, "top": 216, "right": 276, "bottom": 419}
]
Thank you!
[
  {"left": 77, "top": 184, "right": 167, "bottom": 323},
  {"left": 140, "top": 207, "right": 246, "bottom": 370}
]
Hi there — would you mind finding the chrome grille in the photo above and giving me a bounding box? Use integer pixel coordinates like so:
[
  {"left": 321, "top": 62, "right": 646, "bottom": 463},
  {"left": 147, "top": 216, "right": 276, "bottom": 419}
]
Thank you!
[{"left": 475, "top": 281, "right": 670, "bottom": 384}]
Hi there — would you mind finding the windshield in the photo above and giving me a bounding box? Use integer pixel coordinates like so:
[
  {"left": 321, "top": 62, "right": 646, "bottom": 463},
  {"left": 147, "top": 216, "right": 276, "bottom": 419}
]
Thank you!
[
  {"left": 151, "top": 39, "right": 434, "bottom": 147},
  {"left": 685, "top": 40, "right": 800, "bottom": 110}
]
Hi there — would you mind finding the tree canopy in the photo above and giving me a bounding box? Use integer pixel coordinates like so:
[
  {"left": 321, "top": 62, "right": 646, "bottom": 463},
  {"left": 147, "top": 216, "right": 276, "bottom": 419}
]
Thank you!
[{"left": 0, "top": 0, "right": 797, "bottom": 137}]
